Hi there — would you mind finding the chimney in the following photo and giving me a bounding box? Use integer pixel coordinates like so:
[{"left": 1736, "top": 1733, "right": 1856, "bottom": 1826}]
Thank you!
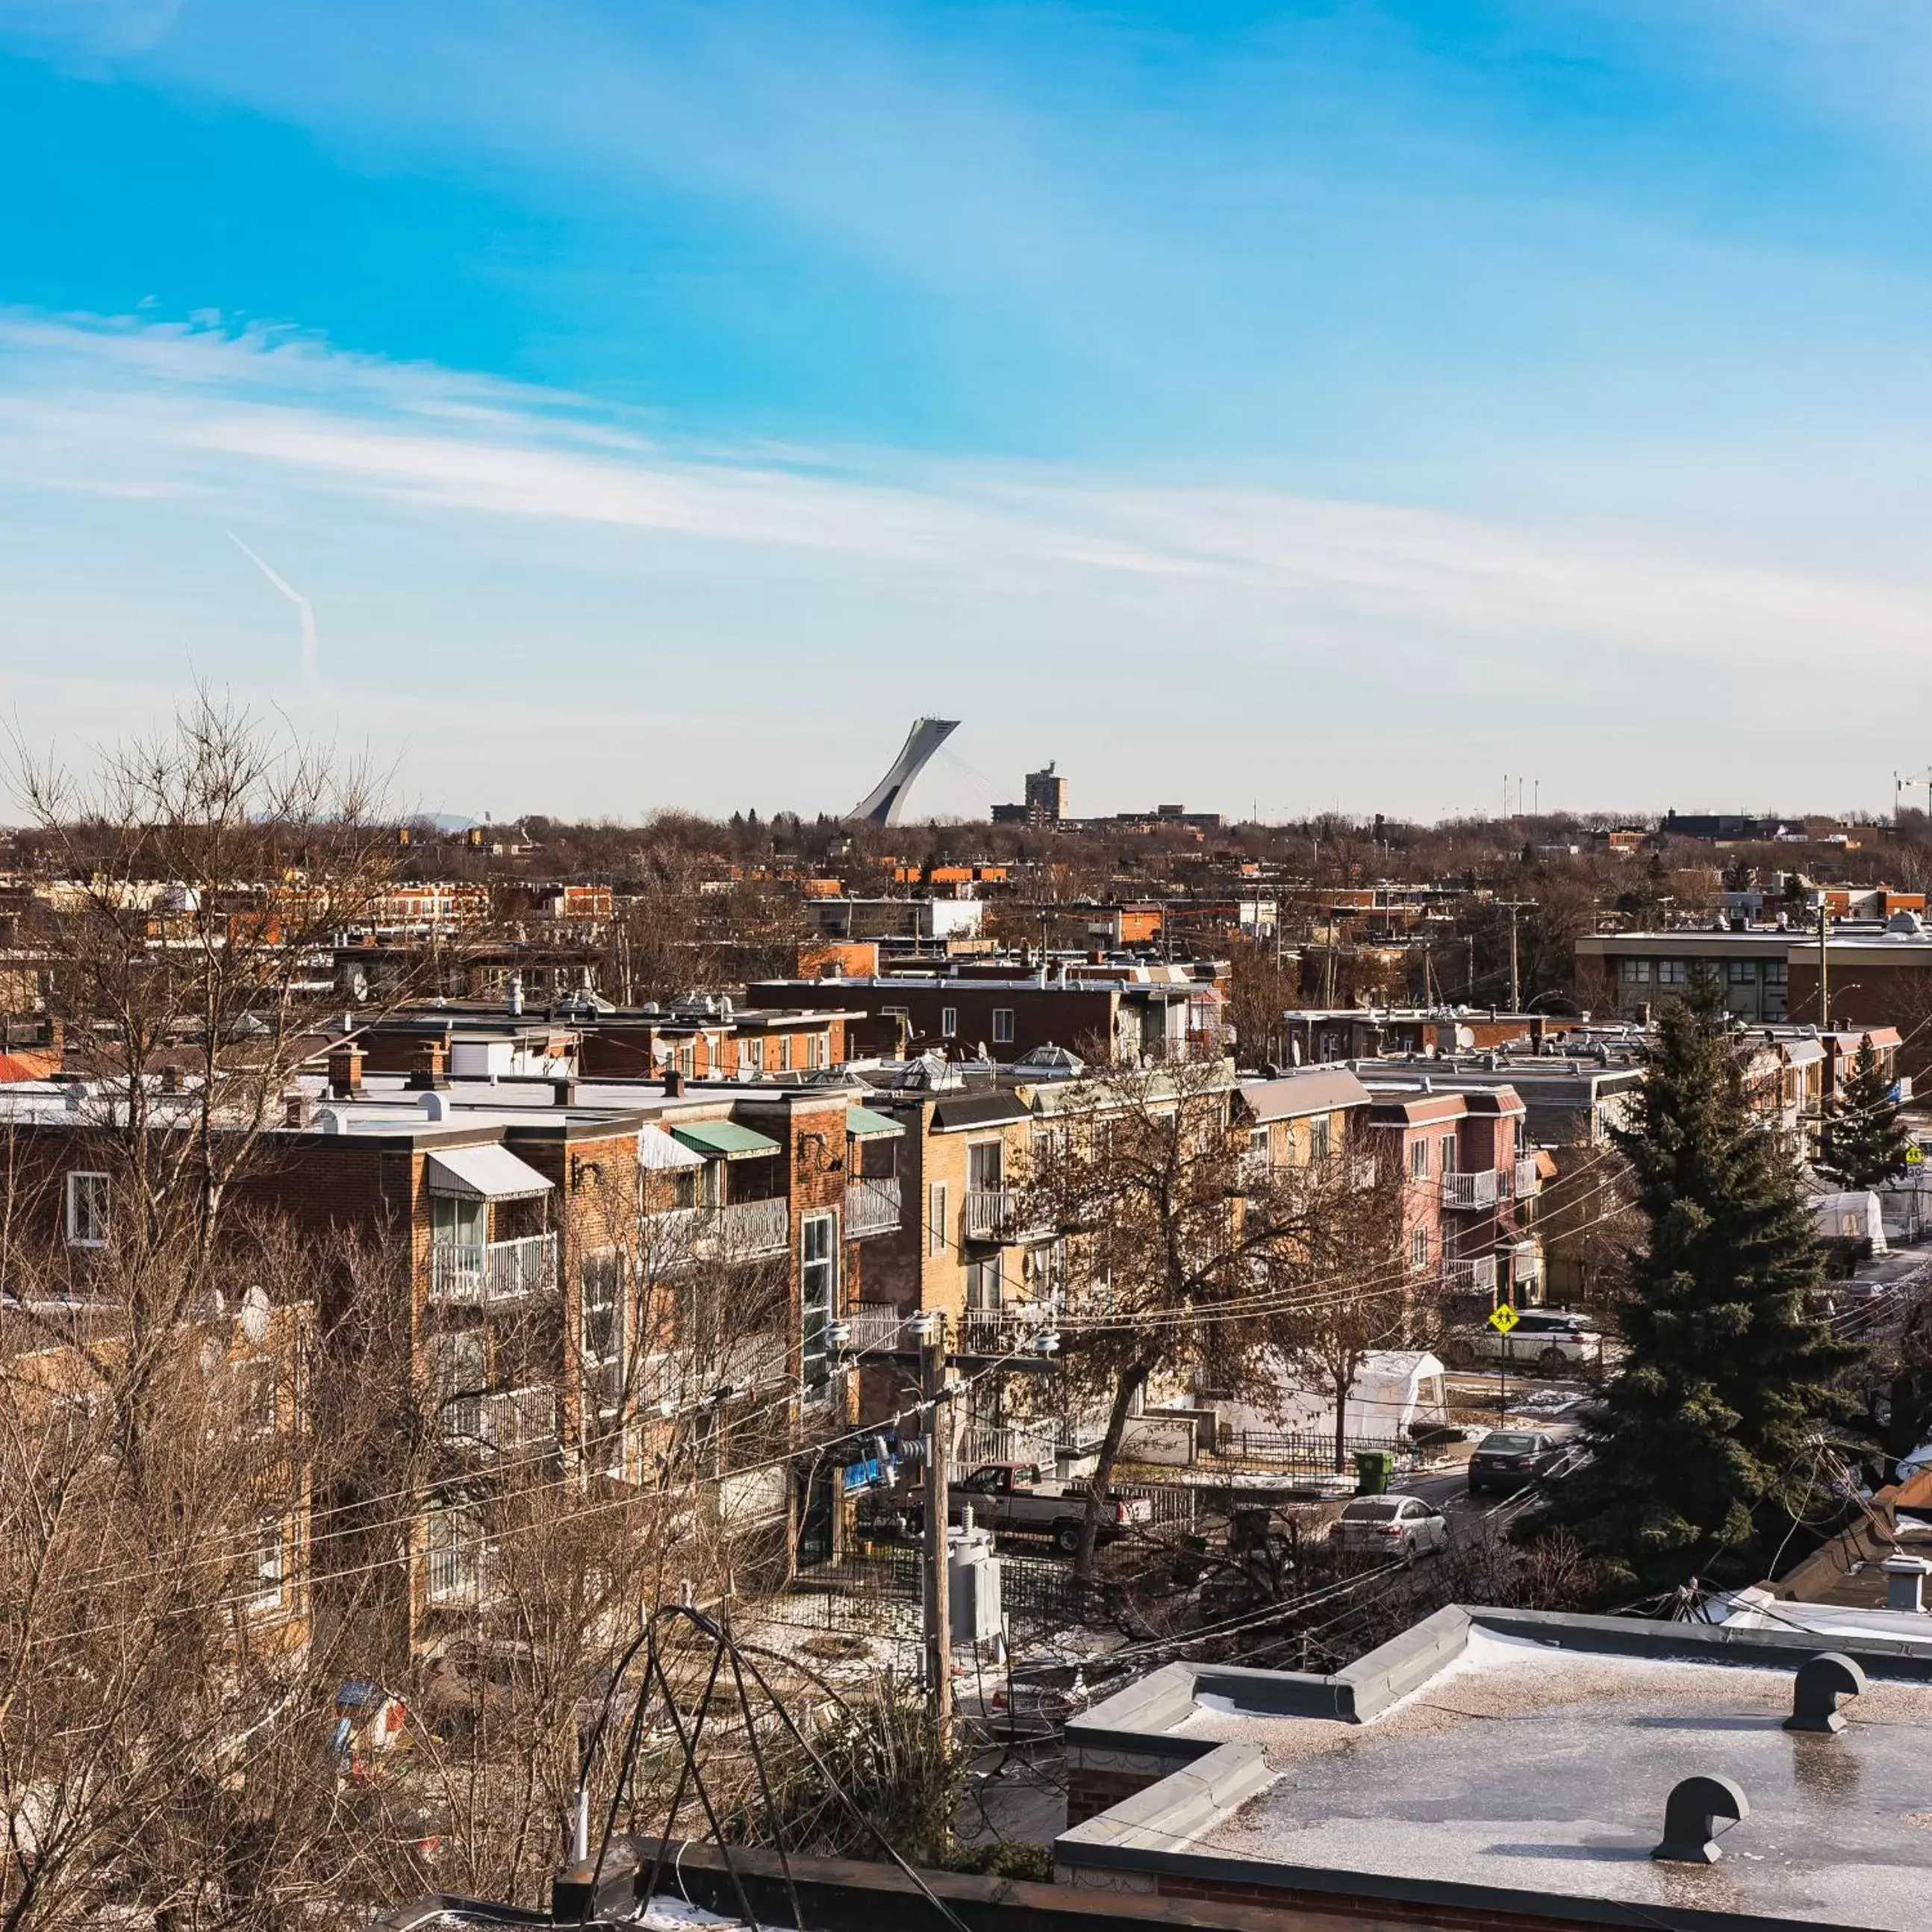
[
  {"left": 507, "top": 973, "right": 524, "bottom": 1018},
  {"left": 328, "top": 1042, "right": 364, "bottom": 1096},
  {"left": 407, "top": 1039, "right": 449, "bottom": 1091},
  {"left": 1529, "top": 1015, "right": 1545, "bottom": 1051},
  {"left": 284, "top": 1094, "right": 311, "bottom": 1129},
  {"left": 1883, "top": 1553, "right": 1931, "bottom": 1612},
  {"left": 665, "top": 1068, "right": 687, "bottom": 1097},
  {"left": 160, "top": 1065, "right": 184, "bottom": 1095}
]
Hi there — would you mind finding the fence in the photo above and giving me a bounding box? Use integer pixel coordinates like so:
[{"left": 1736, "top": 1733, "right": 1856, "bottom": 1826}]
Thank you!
[{"left": 1209, "top": 1428, "right": 1415, "bottom": 1473}]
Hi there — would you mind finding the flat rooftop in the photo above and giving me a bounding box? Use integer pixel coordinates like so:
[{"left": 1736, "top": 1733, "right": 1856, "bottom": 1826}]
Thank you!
[{"left": 1061, "top": 1607, "right": 1932, "bottom": 1931}]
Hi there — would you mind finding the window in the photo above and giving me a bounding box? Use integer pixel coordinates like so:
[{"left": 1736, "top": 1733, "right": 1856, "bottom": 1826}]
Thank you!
[
  {"left": 928, "top": 1182, "right": 949, "bottom": 1257},
  {"left": 1727, "top": 959, "right": 1758, "bottom": 985},
  {"left": 800, "top": 1212, "right": 837, "bottom": 1400},
  {"left": 1766, "top": 962, "right": 1789, "bottom": 985},
  {"left": 1620, "top": 958, "right": 1652, "bottom": 984},
  {"left": 1439, "top": 1134, "right": 1457, "bottom": 1175},
  {"left": 1409, "top": 1227, "right": 1430, "bottom": 1271},
  {"left": 809, "top": 1031, "right": 827, "bottom": 1069},
  {"left": 1409, "top": 1138, "right": 1430, "bottom": 1180},
  {"left": 967, "top": 1140, "right": 1004, "bottom": 1191},
  {"left": 1246, "top": 1125, "right": 1270, "bottom": 1162},
  {"left": 967, "top": 1256, "right": 1003, "bottom": 1310},
  {"left": 582, "top": 1248, "right": 623, "bottom": 1426},
  {"left": 777, "top": 1035, "right": 793, "bottom": 1072},
  {"left": 426, "top": 1502, "right": 484, "bottom": 1606},
  {"left": 65, "top": 1171, "right": 110, "bottom": 1248},
  {"left": 1656, "top": 959, "right": 1689, "bottom": 985},
  {"left": 435, "top": 1330, "right": 487, "bottom": 1442},
  {"left": 253, "top": 1513, "right": 287, "bottom": 1609},
  {"left": 742, "top": 1038, "right": 764, "bottom": 1074},
  {"left": 1308, "top": 1116, "right": 1331, "bottom": 1165},
  {"left": 991, "top": 1008, "right": 1015, "bottom": 1046},
  {"left": 941, "top": 1006, "right": 959, "bottom": 1039},
  {"left": 239, "top": 1356, "right": 278, "bottom": 1438}
]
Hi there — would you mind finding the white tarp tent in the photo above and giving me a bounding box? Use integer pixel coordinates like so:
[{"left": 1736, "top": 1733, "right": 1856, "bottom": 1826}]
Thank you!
[
  {"left": 1813, "top": 1190, "right": 1888, "bottom": 1255},
  {"left": 1215, "top": 1348, "right": 1449, "bottom": 1445}
]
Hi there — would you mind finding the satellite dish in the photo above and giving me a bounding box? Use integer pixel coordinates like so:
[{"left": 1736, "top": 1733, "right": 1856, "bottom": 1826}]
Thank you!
[{"left": 240, "top": 1284, "right": 272, "bottom": 1347}]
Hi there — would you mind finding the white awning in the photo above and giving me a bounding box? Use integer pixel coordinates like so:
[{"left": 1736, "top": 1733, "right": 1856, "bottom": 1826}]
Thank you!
[
  {"left": 638, "top": 1125, "right": 707, "bottom": 1170},
  {"left": 425, "top": 1143, "right": 554, "bottom": 1201}
]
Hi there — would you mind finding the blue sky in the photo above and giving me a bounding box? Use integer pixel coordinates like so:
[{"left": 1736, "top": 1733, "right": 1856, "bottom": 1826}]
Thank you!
[{"left": 3, "top": 1, "right": 1931, "bottom": 820}]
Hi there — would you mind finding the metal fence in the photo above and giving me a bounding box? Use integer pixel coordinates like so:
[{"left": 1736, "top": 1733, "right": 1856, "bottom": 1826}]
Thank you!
[{"left": 1208, "top": 1429, "right": 1414, "bottom": 1472}]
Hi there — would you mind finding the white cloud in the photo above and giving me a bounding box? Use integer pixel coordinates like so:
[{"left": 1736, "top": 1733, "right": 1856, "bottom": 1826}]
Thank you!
[{"left": 1, "top": 311, "right": 1929, "bottom": 818}]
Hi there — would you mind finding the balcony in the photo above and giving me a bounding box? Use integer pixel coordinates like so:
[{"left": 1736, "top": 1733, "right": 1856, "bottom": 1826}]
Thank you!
[
  {"left": 441, "top": 1384, "right": 555, "bottom": 1453},
  {"left": 1506, "top": 1241, "right": 1542, "bottom": 1291},
  {"left": 956, "top": 1305, "right": 1055, "bottom": 1359},
  {"left": 847, "top": 1303, "right": 910, "bottom": 1353},
  {"left": 964, "top": 1189, "right": 1053, "bottom": 1244},
  {"left": 845, "top": 1177, "right": 903, "bottom": 1240},
  {"left": 965, "top": 1188, "right": 1018, "bottom": 1242},
  {"left": 1440, "top": 1170, "right": 1500, "bottom": 1211},
  {"left": 1442, "top": 1255, "right": 1498, "bottom": 1296},
  {"left": 640, "top": 1199, "right": 790, "bottom": 1271},
  {"left": 713, "top": 1196, "right": 790, "bottom": 1260},
  {"left": 430, "top": 1233, "right": 557, "bottom": 1306},
  {"left": 1512, "top": 1158, "right": 1541, "bottom": 1200}
]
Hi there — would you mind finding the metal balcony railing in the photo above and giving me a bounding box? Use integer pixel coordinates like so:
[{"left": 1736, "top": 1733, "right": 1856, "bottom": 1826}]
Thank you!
[
  {"left": 1442, "top": 1254, "right": 1498, "bottom": 1295},
  {"left": 1506, "top": 1241, "right": 1542, "bottom": 1288},
  {"left": 1512, "top": 1158, "right": 1542, "bottom": 1200},
  {"left": 1440, "top": 1170, "right": 1501, "bottom": 1211},
  {"left": 847, "top": 1304, "right": 909, "bottom": 1353},
  {"left": 641, "top": 1199, "right": 791, "bottom": 1269},
  {"left": 440, "top": 1385, "right": 555, "bottom": 1452},
  {"left": 714, "top": 1196, "right": 790, "bottom": 1259},
  {"left": 964, "top": 1188, "right": 1018, "bottom": 1242},
  {"left": 429, "top": 1233, "right": 558, "bottom": 1306},
  {"left": 845, "top": 1177, "right": 902, "bottom": 1239}
]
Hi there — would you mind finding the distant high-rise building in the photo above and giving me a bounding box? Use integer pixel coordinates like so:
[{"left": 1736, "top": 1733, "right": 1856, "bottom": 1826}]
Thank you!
[
  {"left": 994, "top": 760, "right": 1068, "bottom": 826},
  {"left": 1025, "top": 763, "right": 1068, "bottom": 821}
]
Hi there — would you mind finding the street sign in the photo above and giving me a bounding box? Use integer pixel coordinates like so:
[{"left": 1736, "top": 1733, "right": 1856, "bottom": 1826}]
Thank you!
[
  {"left": 1488, "top": 1304, "right": 1520, "bottom": 1336},
  {"left": 1909, "top": 1146, "right": 1925, "bottom": 1166}
]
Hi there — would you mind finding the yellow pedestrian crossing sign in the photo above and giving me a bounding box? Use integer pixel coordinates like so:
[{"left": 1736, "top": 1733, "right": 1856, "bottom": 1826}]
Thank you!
[
  {"left": 1909, "top": 1146, "right": 1925, "bottom": 1165},
  {"left": 1488, "top": 1304, "right": 1520, "bottom": 1335}
]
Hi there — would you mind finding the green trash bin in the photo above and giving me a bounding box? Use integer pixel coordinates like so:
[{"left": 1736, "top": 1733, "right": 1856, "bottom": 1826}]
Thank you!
[{"left": 1353, "top": 1450, "right": 1395, "bottom": 1496}]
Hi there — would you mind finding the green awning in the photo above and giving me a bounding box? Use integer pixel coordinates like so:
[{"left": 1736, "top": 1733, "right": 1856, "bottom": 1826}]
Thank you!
[
  {"left": 847, "top": 1105, "right": 905, "bottom": 1141},
  {"left": 670, "top": 1120, "right": 783, "bottom": 1161}
]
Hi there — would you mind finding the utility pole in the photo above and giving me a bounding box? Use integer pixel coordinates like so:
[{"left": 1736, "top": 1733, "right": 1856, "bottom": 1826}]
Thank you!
[
  {"left": 1818, "top": 891, "right": 1830, "bottom": 1031},
  {"left": 917, "top": 1312, "right": 953, "bottom": 1724},
  {"left": 1509, "top": 906, "right": 1520, "bottom": 1013}
]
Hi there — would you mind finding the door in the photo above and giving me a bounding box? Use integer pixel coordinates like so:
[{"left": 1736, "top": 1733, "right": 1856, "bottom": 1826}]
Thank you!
[{"left": 967, "top": 1140, "right": 1004, "bottom": 1192}]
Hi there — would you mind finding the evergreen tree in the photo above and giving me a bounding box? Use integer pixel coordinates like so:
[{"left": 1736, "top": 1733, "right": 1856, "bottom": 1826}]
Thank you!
[
  {"left": 1528, "top": 976, "right": 1862, "bottom": 1593},
  {"left": 1817, "top": 1039, "right": 1913, "bottom": 1193}
]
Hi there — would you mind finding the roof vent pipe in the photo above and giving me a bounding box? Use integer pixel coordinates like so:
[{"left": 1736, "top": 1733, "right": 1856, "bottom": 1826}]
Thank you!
[
  {"left": 1785, "top": 1652, "right": 1865, "bottom": 1733},
  {"left": 508, "top": 973, "right": 523, "bottom": 1018},
  {"left": 1652, "top": 1774, "right": 1748, "bottom": 1865}
]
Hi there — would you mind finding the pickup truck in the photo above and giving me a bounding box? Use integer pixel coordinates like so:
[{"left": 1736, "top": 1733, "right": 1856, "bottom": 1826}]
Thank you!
[{"left": 909, "top": 1462, "right": 1153, "bottom": 1554}]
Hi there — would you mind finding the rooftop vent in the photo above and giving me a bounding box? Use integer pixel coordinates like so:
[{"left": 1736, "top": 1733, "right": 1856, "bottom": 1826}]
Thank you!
[
  {"left": 1883, "top": 1552, "right": 1931, "bottom": 1612},
  {"left": 1785, "top": 1651, "right": 1865, "bottom": 1733},
  {"left": 1652, "top": 1773, "right": 1748, "bottom": 1866}
]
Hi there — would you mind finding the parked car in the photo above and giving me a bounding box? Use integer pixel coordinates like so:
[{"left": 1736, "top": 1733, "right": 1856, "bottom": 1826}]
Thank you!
[
  {"left": 1443, "top": 1309, "right": 1607, "bottom": 1375},
  {"left": 1466, "top": 1430, "right": 1564, "bottom": 1495},
  {"left": 1329, "top": 1494, "right": 1448, "bottom": 1561}
]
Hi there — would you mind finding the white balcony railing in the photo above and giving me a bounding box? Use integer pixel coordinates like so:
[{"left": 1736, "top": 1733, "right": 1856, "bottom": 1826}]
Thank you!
[
  {"left": 847, "top": 1303, "right": 909, "bottom": 1353},
  {"left": 1512, "top": 1158, "right": 1542, "bottom": 1200},
  {"left": 714, "top": 1195, "right": 790, "bottom": 1259},
  {"left": 845, "top": 1177, "right": 903, "bottom": 1239},
  {"left": 1442, "top": 1255, "right": 1498, "bottom": 1295},
  {"left": 639, "top": 1199, "right": 790, "bottom": 1271},
  {"left": 430, "top": 1233, "right": 558, "bottom": 1306},
  {"left": 1506, "top": 1241, "right": 1542, "bottom": 1289},
  {"left": 965, "top": 1188, "right": 1018, "bottom": 1242},
  {"left": 964, "top": 1189, "right": 1054, "bottom": 1243},
  {"left": 1441, "top": 1170, "right": 1501, "bottom": 1211},
  {"left": 441, "top": 1384, "right": 555, "bottom": 1452},
  {"left": 1350, "top": 1155, "right": 1380, "bottom": 1192}
]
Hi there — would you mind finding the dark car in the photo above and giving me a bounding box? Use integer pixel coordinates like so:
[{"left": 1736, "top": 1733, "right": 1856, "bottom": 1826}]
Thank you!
[{"left": 1467, "top": 1430, "right": 1562, "bottom": 1495}]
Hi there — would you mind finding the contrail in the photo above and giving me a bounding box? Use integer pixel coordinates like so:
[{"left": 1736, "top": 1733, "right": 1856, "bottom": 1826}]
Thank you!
[{"left": 225, "top": 529, "right": 322, "bottom": 694}]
